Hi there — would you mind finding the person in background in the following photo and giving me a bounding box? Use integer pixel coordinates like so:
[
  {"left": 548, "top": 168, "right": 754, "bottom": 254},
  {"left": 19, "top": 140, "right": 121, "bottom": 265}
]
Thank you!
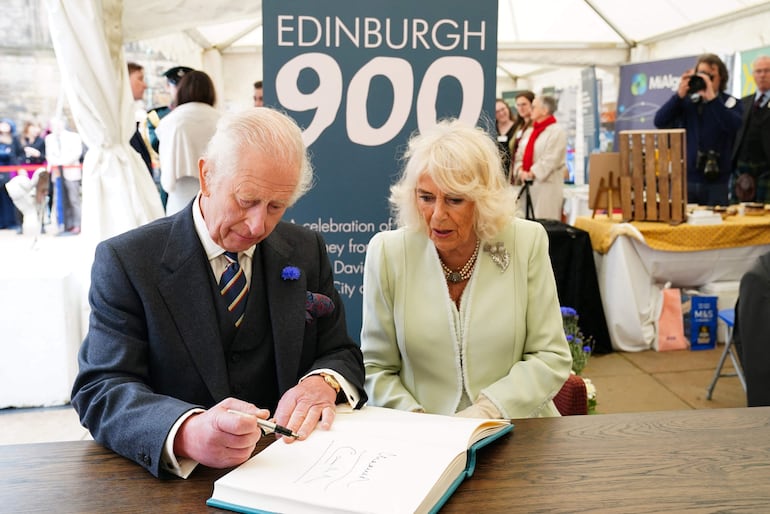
[
  {"left": 127, "top": 62, "right": 153, "bottom": 176},
  {"left": 23, "top": 120, "right": 52, "bottom": 221},
  {"left": 71, "top": 107, "right": 366, "bottom": 479},
  {"left": 147, "top": 66, "right": 193, "bottom": 209},
  {"left": 156, "top": 70, "right": 221, "bottom": 215},
  {"left": 509, "top": 90, "right": 535, "bottom": 184},
  {"left": 654, "top": 53, "right": 742, "bottom": 206},
  {"left": 0, "top": 118, "right": 25, "bottom": 231},
  {"left": 253, "top": 80, "right": 264, "bottom": 107},
  {"left": 147, "top": 65, "right": 194, "bottom": 153},
  {"left": 21, "top": 121, "right": 46, "bottom": 167},
  {"left": 733, "top": 249, "right": 770, "bottom": 407},
  {"left": 512, "top": 95, "right": 567, "bottom": 220},
  {"left": 495, "top": 98, "right": 515, "bottom": 180},
  {"left": 45, "top": 117, "right": 83, "bottom": 235},
  {"left": 730, "top": 55, "right": 770, "bottom": 204},
  {"left": 11, "top": 120, "right": 48, "bottom": 232},
  {"left": 361, "top": 119, "right": 571, "bottom": 419}
]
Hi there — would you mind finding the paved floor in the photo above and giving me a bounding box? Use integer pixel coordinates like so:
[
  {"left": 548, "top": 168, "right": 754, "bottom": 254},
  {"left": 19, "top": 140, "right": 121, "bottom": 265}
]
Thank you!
[
  {"left": 0, "top": 343, "right": 745, "bottom": 446},
  {"left": 582, "top": 345, "right": 745, "bottom": 413}
]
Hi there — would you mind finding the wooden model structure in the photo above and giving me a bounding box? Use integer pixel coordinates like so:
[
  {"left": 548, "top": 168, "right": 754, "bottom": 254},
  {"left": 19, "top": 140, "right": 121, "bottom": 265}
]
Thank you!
[{"left": 618, "top": 129, "right": 687, "bottom": 223}]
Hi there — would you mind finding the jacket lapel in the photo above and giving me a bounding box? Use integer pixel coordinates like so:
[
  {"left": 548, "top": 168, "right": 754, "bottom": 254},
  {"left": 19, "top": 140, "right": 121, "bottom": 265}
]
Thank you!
[
  {"left": 261, "top": 225, "right": 307, "bottom": 393},
  {"left": 157, "top": 209, "right": 230, "bottom": 401}
]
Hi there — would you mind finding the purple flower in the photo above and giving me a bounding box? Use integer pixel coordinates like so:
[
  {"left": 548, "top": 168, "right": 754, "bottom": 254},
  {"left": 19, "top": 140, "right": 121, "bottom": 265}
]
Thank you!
[
  {"left": 561, "top": 305, "right": 594, "bottom": 375},
  {"left": 281, "top": 266, "right": 301, "bottom": 281}
]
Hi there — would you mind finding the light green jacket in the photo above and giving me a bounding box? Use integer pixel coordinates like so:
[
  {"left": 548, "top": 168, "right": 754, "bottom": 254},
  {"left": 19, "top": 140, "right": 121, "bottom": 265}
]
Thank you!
[{"left": 361, "top": 218, "right": 572, "bottom": 418}]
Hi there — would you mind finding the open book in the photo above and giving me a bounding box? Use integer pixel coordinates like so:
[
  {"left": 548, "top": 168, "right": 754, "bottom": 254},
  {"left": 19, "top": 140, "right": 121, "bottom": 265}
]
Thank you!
[{"left": 207, "top": 405, "right": 513, "bottom": 514}]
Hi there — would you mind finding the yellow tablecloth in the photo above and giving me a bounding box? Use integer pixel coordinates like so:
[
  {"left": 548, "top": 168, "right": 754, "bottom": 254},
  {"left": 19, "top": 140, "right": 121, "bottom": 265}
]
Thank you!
[{"left": 575, "top": 215, "right": 770, "bottom": 254}]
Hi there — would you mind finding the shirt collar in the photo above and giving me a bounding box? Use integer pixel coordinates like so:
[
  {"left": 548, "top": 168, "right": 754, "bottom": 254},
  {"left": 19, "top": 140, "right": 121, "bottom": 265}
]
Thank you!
[{"left": 192, "top": 193, "right": 255, "bottom": 262}]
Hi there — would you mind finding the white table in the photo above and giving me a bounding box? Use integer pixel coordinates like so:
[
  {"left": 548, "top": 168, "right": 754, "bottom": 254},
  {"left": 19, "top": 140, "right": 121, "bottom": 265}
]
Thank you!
[
  {"left": 0, "top": 233, "right": 88, "bottom": 407},
  {"left": 562, "top": 184, "right": 590, "bottom": 226},
  {"left": 594, "top": 235, "right": 770, "bottom": 351},
  {"left": 575, "top": 216, "right": 770, "bottom": 352}
]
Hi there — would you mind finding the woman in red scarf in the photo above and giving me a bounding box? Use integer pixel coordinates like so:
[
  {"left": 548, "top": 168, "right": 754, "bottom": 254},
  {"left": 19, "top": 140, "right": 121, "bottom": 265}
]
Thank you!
[{"left": 512, "top": 96, "right": 567, "bottom": 220}]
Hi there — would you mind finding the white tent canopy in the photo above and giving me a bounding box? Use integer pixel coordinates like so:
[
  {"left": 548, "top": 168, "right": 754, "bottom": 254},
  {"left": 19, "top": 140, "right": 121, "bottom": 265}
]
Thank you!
[
  {"left": 123, "top": 1, "right": 770, "bottom": 90},
  {"left": 44, "top": 0, "right": 770, "bottom": 243}
]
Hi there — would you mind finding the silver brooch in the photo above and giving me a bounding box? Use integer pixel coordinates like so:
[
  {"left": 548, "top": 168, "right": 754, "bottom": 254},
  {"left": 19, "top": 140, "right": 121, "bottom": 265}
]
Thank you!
[{"left": 483, "top": 242, "right": 510, "bottom": 273}]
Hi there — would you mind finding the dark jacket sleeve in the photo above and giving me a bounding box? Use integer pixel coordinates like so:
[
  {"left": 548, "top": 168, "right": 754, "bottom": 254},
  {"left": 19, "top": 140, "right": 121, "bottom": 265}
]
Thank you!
[
  {"left": 736, "top": 252, "right": 770, "bottom": 407},
  {"left": 72, "top": 238, "right": 200, "bottom": 478},
  {"left": 654, "top": 94, "right": 684, "bottom": 129}
]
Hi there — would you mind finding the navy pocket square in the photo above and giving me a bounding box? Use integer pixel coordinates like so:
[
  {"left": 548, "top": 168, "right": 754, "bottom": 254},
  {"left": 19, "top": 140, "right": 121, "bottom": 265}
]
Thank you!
[{"left": 305, "top": 291, "right": 335, "bottom": 323}]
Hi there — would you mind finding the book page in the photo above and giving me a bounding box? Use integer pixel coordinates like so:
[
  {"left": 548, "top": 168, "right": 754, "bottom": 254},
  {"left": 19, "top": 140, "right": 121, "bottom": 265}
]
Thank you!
[{"left": 210, "top": 406, "right": 510, "bottom": 514}]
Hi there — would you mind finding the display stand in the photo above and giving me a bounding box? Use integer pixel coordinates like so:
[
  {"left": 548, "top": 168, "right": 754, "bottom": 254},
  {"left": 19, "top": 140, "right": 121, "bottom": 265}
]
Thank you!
[
  {"left": 591, "top": 171, "right": 619, "bottom": 218},
  {"left": 618, "top": 129, "right": 687, "bottom": 223}
]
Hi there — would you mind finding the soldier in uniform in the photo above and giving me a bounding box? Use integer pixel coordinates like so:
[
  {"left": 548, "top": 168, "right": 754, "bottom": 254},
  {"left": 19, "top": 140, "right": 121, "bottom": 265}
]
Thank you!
[
  {"left": 147, "top": 66, "right": 194, "bottom": 153},
  {"left": 147, "top": 66, "right": 193, "bottom": 209}
]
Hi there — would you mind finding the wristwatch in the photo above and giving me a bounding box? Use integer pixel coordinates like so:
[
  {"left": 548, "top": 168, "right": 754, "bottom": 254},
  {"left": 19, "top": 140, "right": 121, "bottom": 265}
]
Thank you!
[{"left": 317, "top": 372, "right": 341, "bottom": 394}]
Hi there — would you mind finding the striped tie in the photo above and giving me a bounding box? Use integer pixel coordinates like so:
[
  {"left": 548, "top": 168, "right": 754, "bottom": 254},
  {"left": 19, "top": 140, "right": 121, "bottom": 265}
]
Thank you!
[
  {"left": 219, "top": 251, "right": 248, "bottom": 327},
  {"left": 754, "top": 92, "right": 767, "bottom": 111}
]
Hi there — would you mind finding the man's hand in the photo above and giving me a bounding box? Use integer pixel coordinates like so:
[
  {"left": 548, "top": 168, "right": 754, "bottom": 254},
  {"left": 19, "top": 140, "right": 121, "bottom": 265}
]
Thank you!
[
  {"left": 273, "top": 375, "right": 338, "bottom": 443},
  {"left": 678, "top": 68, "right": 717, "bottom": 102},
  {"left": 173, "top": 397, "right": 268, "bottom": 469},
  {"left": 677, "top": 69, "right": 694, "bottom": 98}
]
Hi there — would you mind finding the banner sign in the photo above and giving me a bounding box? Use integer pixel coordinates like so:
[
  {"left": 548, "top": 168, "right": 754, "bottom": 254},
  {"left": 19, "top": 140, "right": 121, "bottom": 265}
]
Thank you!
[
  {"left": 738, "top": 46, "right": 770, "bottom": 96},
  {"left": 615, "top": 55, "right": 696, "bottom": 136},
  {"left": 263, "top": 0, "right": 499, "bottom": 339}
]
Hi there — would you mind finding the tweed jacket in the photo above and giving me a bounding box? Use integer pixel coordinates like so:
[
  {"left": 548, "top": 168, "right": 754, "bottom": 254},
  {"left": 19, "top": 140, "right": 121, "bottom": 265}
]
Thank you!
[{"left": 72, "top": 206, "right": 365, "bottom": 477}]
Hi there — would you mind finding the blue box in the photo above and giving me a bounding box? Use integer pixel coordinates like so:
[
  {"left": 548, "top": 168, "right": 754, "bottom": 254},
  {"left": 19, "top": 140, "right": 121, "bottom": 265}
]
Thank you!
[{"left": 682, "top": 294, "right": 718, "bottom": 351}]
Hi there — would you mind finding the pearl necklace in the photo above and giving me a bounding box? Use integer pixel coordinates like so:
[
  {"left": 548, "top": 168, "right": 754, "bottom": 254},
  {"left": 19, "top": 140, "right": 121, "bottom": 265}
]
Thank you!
[{"left": 440, "top": 240, "right": 481, "bottom": 284}]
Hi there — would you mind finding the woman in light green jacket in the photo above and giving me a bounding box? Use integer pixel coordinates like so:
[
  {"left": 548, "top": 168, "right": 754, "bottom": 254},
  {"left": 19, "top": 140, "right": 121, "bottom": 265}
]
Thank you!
[{"left": 361, "top": 119, "right": 572, "bottom": 419}]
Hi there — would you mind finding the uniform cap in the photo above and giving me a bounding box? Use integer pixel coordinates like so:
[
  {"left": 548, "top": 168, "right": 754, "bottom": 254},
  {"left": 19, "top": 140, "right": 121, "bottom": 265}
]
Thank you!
[{"left": 163, "top": 66, "right": 194, "bottom": 85}]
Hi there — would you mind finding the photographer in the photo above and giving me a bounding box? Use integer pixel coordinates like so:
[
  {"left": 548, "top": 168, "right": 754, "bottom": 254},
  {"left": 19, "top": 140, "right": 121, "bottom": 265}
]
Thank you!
[{"left": 654, "top": 53, "right": 742, "bottom": 206}]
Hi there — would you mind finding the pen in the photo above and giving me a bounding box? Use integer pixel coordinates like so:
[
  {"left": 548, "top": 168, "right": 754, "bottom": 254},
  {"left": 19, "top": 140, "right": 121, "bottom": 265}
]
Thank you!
[{"left": 226, "top": 409, "right": 300, "bottom": 438}]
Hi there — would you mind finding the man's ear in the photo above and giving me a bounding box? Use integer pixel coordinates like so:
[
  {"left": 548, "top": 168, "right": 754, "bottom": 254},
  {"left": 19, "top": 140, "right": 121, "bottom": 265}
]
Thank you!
[{"left": 199, "top": 158, "right": 210, "bottom": 196}]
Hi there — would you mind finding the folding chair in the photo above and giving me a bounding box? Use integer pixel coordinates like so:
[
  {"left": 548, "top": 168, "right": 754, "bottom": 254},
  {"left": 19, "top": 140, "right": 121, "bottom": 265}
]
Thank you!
[{"left": 706, "top": 308, "right": 747, "bottom": 400}]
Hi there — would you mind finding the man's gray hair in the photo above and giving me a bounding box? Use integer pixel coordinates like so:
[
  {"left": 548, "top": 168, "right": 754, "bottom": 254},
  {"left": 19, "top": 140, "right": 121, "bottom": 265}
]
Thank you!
[
  {"left": 202, "top": 108, "right": 314, "bottom": 205},
  {"left": 540, "top": 96, "right": 558, "bottom": 115}
]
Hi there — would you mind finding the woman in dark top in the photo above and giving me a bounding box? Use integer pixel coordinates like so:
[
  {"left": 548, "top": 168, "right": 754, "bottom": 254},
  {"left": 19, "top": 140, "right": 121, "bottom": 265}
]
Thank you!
[
  {"left": 495, "top": 99, "right": 515, "bottom": 180},
  {"left": 0, "top": 118, "right": 25, "bottom": 230},
  {"left": 509, "top": 91, "right": 535, "bottom": 184},
  {"left": 21, "top": 121, "right": 46, "bottom": 166}
]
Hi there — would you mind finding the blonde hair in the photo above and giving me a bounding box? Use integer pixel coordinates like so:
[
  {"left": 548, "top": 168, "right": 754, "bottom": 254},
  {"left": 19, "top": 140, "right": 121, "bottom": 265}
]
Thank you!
[
  {"left": 389, "top": 119, "right": 515, "bottom": 240},
  {"left": 203, "top": 107, "right": 314, "bottom": 205}
]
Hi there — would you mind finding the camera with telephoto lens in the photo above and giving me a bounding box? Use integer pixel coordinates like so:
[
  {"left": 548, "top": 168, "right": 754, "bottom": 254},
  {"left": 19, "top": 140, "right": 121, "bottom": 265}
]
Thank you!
[
  {"left": 696, "top": 150, "right": 720, "bottom": 181},
  {"left": 687, "top": 74, "right": 707, "bottom": 102}
]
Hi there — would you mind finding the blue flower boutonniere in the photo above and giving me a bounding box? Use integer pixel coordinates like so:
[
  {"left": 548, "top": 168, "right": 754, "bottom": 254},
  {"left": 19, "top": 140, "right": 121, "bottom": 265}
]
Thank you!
[{"left": 281, "top": 266, "right": 301, "bottom": 281}]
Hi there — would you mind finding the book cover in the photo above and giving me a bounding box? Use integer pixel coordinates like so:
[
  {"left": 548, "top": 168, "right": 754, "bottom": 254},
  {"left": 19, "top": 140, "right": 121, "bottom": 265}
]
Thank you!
[{"left": 207, "top": 406, "right": 513, "bottom": 514}]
